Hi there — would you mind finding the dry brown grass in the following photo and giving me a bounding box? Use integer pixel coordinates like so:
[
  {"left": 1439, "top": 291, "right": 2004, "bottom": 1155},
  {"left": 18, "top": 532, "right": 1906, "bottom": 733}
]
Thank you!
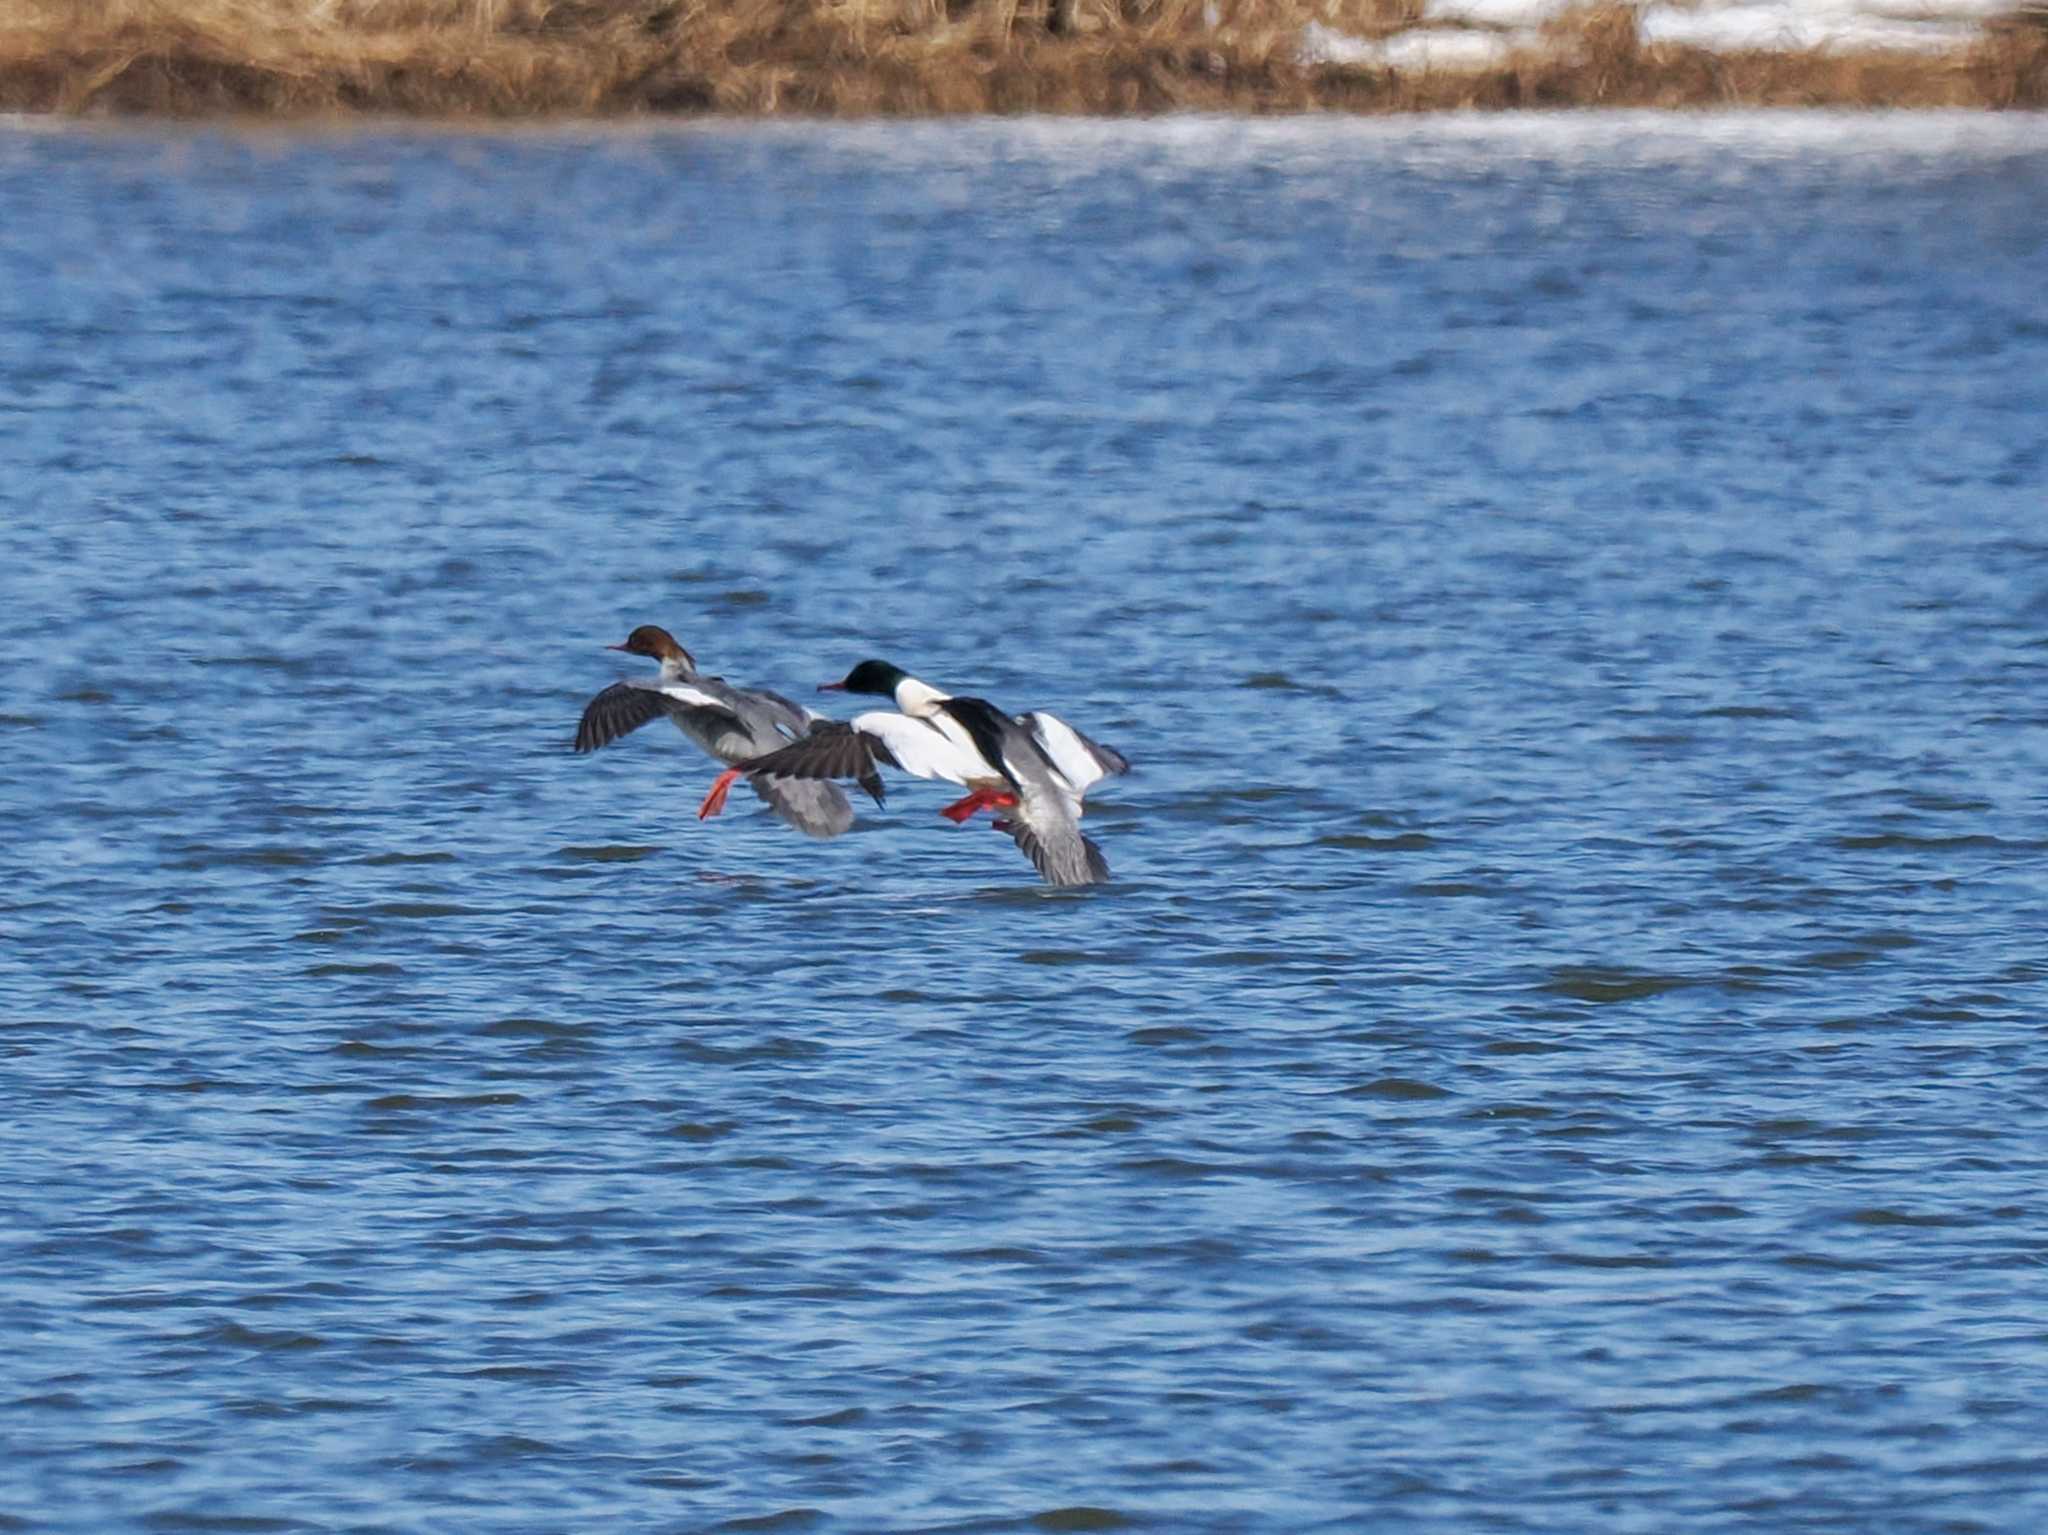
[{"left": 0, "top": 0, "right": 2041, "bottom": 116}]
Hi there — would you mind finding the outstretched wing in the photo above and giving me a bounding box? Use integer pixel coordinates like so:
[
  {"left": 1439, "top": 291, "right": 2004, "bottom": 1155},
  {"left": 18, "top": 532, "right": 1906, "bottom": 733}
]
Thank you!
[
  {"left": 971, "top": 703, "right": 1114, "bottom": 885},
  {"left": 994, "top": 811, "right": 1111, "bottom": 887},
  {"left": 1019, "top": 711, "right": 1130, "bottom": 795},
  {"left": 738, "top": 712, "right": 992, "bottom": 798},
  {"left": 740, "top": 720, "right": 900, "bottom": 789},
  {"left": 574, "top": 680, "right": 742, "bottom": 754},
  {"left": 575, "top": 682, "right": 672, "bottom": 752}
]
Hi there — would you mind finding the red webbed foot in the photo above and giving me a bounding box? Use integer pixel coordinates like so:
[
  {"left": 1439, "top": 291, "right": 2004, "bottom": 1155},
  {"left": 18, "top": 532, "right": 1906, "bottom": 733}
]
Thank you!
[
  {"left": 939, "top": 788, "right": 1018, "bottom": 824},
  {"left": 698, "top": 767, "right": 744, "bottom": 820}
]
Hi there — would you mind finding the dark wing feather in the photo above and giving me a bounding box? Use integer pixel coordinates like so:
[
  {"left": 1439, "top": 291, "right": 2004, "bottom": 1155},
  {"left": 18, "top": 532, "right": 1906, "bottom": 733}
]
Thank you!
[
  {"left": 1073, "top": 731, "right": 1130, "bottom": 778},
  {"left": 577, "top": 681, "right": 748, "bottom": 756},
  {"left": 740, "top": 722, "right": 901, "bottom": 805},
  {"left": 807, "top": 717, "right": 898, "bottom": 803},
  {"left": 574, "top": 683, "right": 672, "bottom": 753},
  {"left": 1089, "top": 740, "right": 1138, "bottom": 773}
]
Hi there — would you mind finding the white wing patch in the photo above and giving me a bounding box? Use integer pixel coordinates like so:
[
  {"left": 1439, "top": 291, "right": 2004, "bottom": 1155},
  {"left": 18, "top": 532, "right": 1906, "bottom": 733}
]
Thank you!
[
  {"left": 1021, "top": 711, "right": 1129, "bottom": 796},
  {"left": 654, "top": 682, "right": 737, "bottom": 711},
  {"left": 853, "top": 711, "right": 994, "bottom": 786}
]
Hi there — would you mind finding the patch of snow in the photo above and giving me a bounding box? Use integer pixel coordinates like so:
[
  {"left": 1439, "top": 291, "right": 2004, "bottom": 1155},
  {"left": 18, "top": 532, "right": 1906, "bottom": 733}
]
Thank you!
[
  {"left": 1296, "top": 22, "right": 1379, "bottom": 66},
  {"left": 1338, "top": 1, "right": 2005, "bottom": 66},
  {"left": 1421, "top": 0, "right": 2012, "bottom": 48},
  {"left": 1422, "top": 0, "right": 1578, "bottom": 24},
  {"left": 1430, "top": 0, "right": 2018, "bottom": 20},
  {"left": 1299, "top": 22, "right": 1523, "bottom": 69},
  {"left": 1640, "top": 4, "right": 1986, "bottom": 53},
  {"left": 1853, "top": 0, "right": 2025, "bottom": 16}
]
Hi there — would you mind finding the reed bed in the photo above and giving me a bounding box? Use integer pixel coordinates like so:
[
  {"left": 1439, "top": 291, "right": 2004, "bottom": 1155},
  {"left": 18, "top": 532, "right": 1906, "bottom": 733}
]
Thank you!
[{"left": 1, "top": 0, "right": 2042, "bottom": 116}]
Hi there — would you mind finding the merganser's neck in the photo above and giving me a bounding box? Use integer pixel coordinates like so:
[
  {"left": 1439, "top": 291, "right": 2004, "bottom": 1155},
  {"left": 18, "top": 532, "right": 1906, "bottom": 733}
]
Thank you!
[{"left": 894, "top": 676, "right": 951, "bottom": 717}]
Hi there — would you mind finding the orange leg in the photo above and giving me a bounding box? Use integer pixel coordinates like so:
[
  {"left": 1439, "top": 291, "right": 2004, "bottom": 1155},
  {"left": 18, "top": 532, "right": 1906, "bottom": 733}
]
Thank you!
[
  {"left": 698, "top": 767, "right": 743, "bottom": 821},
  {"left": 939, "top": 788, "right": 1018, "bottom": 824}
]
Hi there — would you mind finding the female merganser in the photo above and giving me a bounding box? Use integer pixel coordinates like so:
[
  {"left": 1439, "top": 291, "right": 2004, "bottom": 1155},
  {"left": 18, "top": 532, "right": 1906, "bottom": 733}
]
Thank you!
[
  {"left": 698, "top": 659, "right": 1130, "bottom": 886},
  {"left": 573, "top": 625, "right": 879, "bottom": 839}
]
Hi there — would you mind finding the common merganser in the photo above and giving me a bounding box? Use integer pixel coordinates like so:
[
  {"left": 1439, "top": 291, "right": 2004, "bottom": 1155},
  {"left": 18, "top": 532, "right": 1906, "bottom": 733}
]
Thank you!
[
  {"left": 573, "top": 625, "right": 879, "bottom": 839},
  {"left": 698, "top": 659, "right": 1130, "bottom": 886}
]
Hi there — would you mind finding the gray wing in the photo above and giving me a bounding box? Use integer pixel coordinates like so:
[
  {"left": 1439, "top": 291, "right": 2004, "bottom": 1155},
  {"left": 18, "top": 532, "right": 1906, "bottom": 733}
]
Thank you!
[
  {"left": 676, "top": 677, "right": 793, "bottom": 763},
  {"left": 748, "top": 775, "right": 858, "bottom": 838},
  {"left": 741, "top": 687, "right": 816, "bottom": 738},
  {"left": 989, "top": 711, "right": 1113, "bottom": 885},
  {"left": 995, "top": 812, "right": 1111, "bottom": 887},
  {"left": 740, "top": 723, "right": 894, "bottom": 807}
]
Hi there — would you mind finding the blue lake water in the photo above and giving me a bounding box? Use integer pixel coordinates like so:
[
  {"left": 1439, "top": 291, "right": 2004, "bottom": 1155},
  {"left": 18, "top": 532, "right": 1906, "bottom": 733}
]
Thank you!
[{"left": 3, "top": 111, "right": 2048, "bottom": 1533}]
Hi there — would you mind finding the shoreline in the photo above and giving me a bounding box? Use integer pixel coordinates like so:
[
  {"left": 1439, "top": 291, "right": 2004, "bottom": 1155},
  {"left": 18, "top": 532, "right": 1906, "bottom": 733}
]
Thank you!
[{"left": 2, "top": 3, "right": 2044, "bottom": 119}]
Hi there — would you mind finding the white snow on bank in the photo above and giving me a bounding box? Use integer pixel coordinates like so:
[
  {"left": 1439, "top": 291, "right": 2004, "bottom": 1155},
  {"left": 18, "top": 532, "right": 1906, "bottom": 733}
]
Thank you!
[
  {"left": 1424, "top": 0, "right": 2016, "bottom": 21},
  {"left": 1421, "top": 0, "right": 1577, "bottom": 22},
  {"left": 1639, "top": 3, "right": 1987, "bottom": 54},
  {"left": 1306, "top": 0, "right": 2025, "bottom": 73},
  {"left": 1298, "top": 22, "right": 1522, "bottom": 70}
]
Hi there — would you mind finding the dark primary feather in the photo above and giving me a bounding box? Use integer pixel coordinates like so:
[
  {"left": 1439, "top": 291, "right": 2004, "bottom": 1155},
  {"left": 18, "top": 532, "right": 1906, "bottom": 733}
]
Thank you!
[
  {"left": 574, "top": 682, "right": 673, "bottom": 753},
  {"left": 574, "top": 681, "right": 744, "bottom": 755},
  {"left": 1076, "top": 733, "right": 1130, "bottom": 778},
  {"left": 1090, "top": 746, "right": 1131, "bottom": 777},
  {"left": 739, "top": 723, "right": 901, "bottom": 800}
]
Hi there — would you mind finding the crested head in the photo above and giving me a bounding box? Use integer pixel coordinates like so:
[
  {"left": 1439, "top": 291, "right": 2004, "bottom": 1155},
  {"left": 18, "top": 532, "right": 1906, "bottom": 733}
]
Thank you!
[
  {"left": 608, "top": 624, "right": 693, "bottom": 669},
  {"left": 822, "top": 659, "right": 911, "bottom": 698}
]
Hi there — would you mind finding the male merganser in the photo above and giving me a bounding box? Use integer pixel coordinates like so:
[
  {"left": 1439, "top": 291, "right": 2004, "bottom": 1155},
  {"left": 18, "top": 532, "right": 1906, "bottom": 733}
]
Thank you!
[
  {"left": 573, "top": 625, "right": 879, "bottom": 839},
  {"left": 698, "top": 659, "right": 1129, "bottom": 886}
]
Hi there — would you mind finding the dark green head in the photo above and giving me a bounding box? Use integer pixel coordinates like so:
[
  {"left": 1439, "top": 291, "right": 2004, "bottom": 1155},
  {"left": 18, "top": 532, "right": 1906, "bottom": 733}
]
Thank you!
[{"left": 819, "top": 659, "right": 910, "bottom": 698}]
